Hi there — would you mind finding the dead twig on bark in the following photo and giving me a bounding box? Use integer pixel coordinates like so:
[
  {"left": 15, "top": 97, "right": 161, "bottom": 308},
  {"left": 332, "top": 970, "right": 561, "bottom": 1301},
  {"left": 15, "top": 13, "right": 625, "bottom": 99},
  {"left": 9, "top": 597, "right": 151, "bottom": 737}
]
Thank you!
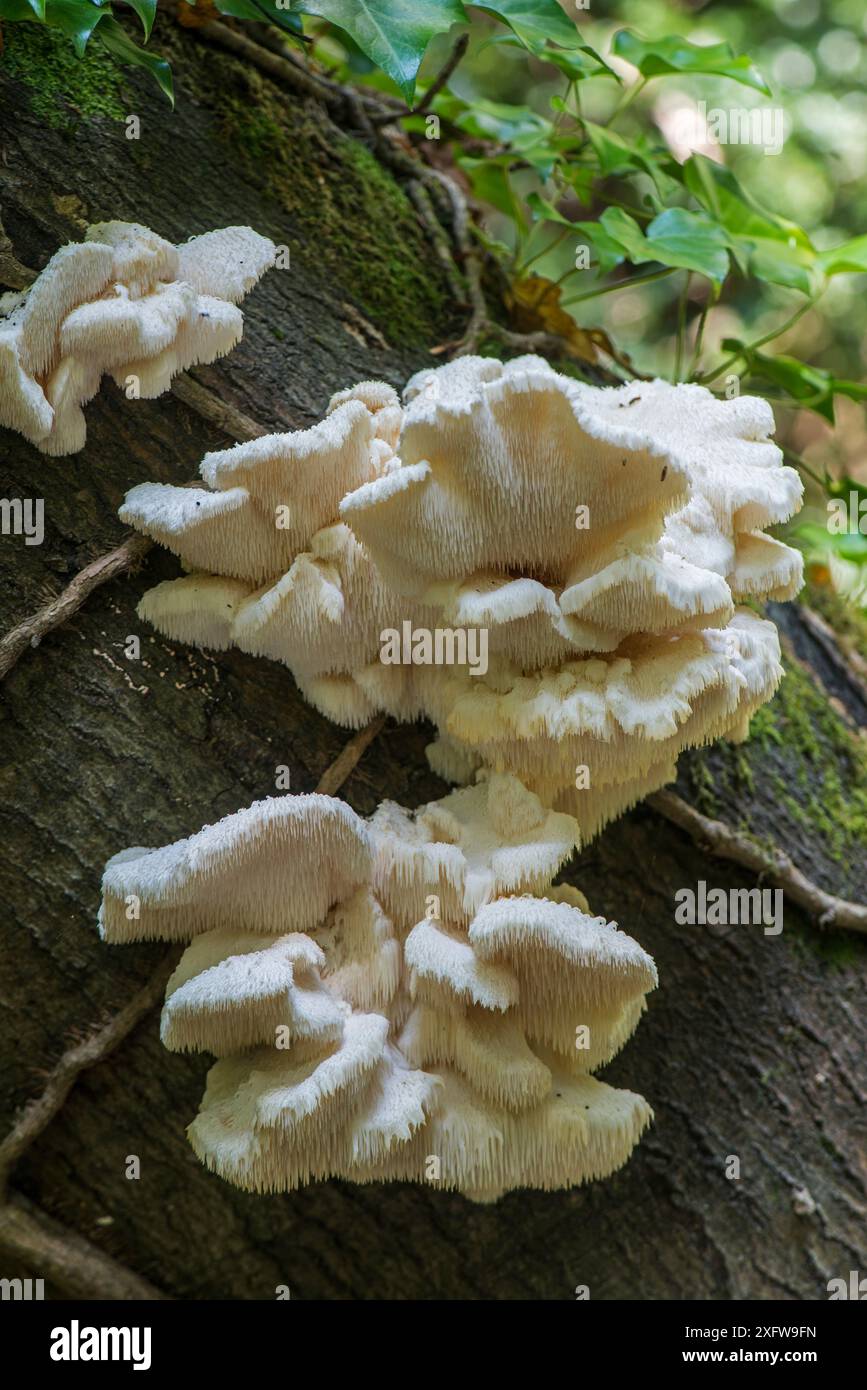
[
  {"left": 649, "top": 789, "right": 867, "bottom": 934},
  {"left": 170, "top": 374, "right": 268, "bottom": 442},
  {"left": 314, "top": 715, "right": 387, "bottom": 796},
  {"left": 0, "top": 533, "right": 154, "bottom": 681}
]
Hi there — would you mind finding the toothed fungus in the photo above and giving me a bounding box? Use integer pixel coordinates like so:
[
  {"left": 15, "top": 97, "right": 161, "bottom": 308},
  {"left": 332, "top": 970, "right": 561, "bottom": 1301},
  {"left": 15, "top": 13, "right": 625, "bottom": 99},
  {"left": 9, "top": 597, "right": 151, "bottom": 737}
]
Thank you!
[
  {"left": 122, "top": 354, "right": 803, "bottom": 840},
  {"left": 0, "top": 222, "right": 275, "bottom": 454},
  {"left": 100, "top": 774, "right": 655, "bottom": 1200}
]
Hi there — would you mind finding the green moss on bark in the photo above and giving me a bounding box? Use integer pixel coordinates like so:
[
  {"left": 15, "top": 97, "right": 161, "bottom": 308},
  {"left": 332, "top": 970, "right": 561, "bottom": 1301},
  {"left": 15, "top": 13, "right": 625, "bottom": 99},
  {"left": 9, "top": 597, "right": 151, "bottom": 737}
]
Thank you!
[
  {"left": 208, "top": 65, "right": 448, "bottom": 348},
  {"left": 0, "top": 24, "right": 125, "bottom": 127}
]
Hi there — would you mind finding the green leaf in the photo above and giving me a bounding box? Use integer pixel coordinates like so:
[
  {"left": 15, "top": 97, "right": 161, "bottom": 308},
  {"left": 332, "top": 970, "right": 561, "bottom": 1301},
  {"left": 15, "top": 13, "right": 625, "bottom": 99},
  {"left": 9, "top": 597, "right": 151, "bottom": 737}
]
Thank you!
[
  {"left": 216, "top": 0, "right": 305, "bottom": 37},
  {"left": 0, "top": 0, "right": 48, "bottom": 18},
  {"left": 683, "top": 154, "right": 818, "bottom": 291},
  {"left": 469, "top": 0, "right": 582, "bottom": 55},
  {"left": 720, "top": 340, "right": 867, "bottom": 423},
  {"left": 817, "top": 236, "right": 867, "bottom": 277},
  {"left": 572, "top": 219, "right": 627, "bottom": 275},
  {"left": 540, "top": 44, "right": 621, "bottom": 82},
  {"left": 526, "top": 191, "right": 574, "bottom": 227},
  {"left": 97, "top": 14, "right": 174, "bottom": 103},
  {"left": 746, "top": 241, "right": 822, "bottom": 296},
  {"left": 797, "top": 522, "right": 867, "bottom": 565},
  {"left": 583, "top": 120, "right": 682, "bottom": 203},
  {"left": 600, "top": 206, "right": 729, "bottom": 284},
  {"left": 443, "top": 96, "right": 552, "bottom": 148},
  {"left": 125, "top": 0, "right": 156, "bottom": 41},
  {"left": 613, "top": 28, "right": 771, "bottom": 96},
  {"left": 294, "top": 0, "right": 467, "bottom": 102},
  {"left": 456, "top": 152, "right": 525, "bottom": 229},
  {"left": 684, "top": 155, "right": 810, "bottom": 247},
  {"left": 44, "top": 0, "right": 111, "bottom": 57}
]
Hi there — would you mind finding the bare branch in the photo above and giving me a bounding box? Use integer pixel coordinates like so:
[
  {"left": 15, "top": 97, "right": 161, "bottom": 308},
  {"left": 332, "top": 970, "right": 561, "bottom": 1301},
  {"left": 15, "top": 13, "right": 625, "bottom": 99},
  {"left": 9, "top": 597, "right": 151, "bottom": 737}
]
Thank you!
[
  {"left": 0, "top": 951, "right": 179, "bottom": 1196},
  {"left": 0, "top": 533, "right": 154, "bottom": 682},
  {"left": 649, "top": 789, "right": 867, "bottom": 934},
  {"left": 314, "top": 716, "right": 387, "bottom": 796},
  {"left": 0, "top": 1195, "right": 167, "bottom": 1300},
  {"left": 170, "top": 374, "right": 268, "bottom": 442}
]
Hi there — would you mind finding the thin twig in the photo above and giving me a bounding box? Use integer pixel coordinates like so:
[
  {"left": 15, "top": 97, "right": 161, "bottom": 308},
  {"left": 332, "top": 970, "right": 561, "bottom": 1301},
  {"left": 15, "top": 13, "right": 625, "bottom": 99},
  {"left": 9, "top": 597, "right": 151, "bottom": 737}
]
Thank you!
[
  {"left": 649, "top": 789, "right": 867, "bottom": 934},
  {"left": 407, "top": 180, "right": 467, "bottom": 305},
  {"left": 0, "top": 533, "right": 154, "bottom": 681},
  {"left": 0, "top": 952, "right": 177, "bottom": 1300},
  {"left": 0, "top": 952, "right": 179, "bottom": 1197},
  {"left": 170, "top": 375, "right": 268, "bottom": 442},
  {"left": 314, "top": 716, "right": 387, "bottom": 796},
  {"left": 0, "top": 1196, "right": 167, "bottom": 1300}
]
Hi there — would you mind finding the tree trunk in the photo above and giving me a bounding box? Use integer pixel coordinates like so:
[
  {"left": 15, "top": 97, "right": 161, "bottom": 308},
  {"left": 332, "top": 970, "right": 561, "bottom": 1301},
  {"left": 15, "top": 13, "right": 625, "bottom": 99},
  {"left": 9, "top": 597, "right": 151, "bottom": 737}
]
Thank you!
[{"left": 1, "top": 17, "right": 865, "bottom": 1302}]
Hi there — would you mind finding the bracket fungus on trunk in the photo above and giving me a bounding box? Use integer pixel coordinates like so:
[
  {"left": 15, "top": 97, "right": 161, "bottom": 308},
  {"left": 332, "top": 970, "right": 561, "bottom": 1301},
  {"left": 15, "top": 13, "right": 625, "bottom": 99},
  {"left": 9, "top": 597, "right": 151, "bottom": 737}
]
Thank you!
[
  {"left": 100, "top": 774, "right": 656, "bottom": 1200},
  {"left": 122, "top": 353, "right": 803, "bottom": 841},
  {"left": 0, "top": 221, "right": 275, "bottom": 454}
]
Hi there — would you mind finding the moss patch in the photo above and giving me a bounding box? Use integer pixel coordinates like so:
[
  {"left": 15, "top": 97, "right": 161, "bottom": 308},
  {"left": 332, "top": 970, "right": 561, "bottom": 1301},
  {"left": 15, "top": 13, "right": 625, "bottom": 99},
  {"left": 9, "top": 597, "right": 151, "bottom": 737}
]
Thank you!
[
  {"left": 679, "top": 650, "right": 867, "bottom": 964},
  {"left": 206, "top": 63, "right": 449, "bottom": 348},
  {"left": 749, "top": 657, "right": 867, "bottom": 862},
  {"left": 684, "top": 651, "right": 867, "bottom": 885},
  {"left": 0, "top": 24, "right": 126, "bottom": 127}
]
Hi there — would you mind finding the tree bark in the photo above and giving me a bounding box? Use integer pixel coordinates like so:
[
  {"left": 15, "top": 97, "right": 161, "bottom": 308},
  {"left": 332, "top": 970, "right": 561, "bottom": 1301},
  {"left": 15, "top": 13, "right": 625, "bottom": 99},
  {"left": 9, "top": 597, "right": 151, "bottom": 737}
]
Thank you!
[{"left": 0, "top": 17, "right": 865, "bottom": 1302}]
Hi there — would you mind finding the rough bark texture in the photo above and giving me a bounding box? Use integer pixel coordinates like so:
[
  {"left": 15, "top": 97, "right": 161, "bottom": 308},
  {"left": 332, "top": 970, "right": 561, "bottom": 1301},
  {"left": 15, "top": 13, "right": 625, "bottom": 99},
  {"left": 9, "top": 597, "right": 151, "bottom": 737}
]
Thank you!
[{"left": 1, "top": 18, "right": 865, "bottom": 1302}]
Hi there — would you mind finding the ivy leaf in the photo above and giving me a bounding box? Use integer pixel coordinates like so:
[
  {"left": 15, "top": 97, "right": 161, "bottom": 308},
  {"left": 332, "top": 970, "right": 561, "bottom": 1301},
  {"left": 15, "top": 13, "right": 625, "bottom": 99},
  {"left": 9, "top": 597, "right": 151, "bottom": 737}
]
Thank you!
[
  {"left": 526, "top": 191, "right": 575, "bottom": 227},
  {"left": 684, "top": 155, "right": 810, "bottom": 247},
  {"left": 457, "top": 153, "right": 525, "bottom": 229},
  {"left": 571, "top": 219, "right": 628, "bottom": 275},
  {"left": 583, "top": 120, "right": 682, "bottom": 203},
  {"left": 442, "top": 96, "right": 552, "bottom": 148},
  {"left": 125, "top": 0, "right": 156, "bottom": 41},
  {"left": 293, "top": 0, "right": 467, "bottom": 102},
  {"left": 544, "top": 44, "right": 622, "bottom": 83},
  {"left": 817, "top": 236, "right": 867, "bottom": 277},
  {"left": 470, "top": 0, "right": 582, "bottom": 55},
  {"left": 44, "top": 0, "right": 112, "bottom": 57},
  {"left": 683, "top": 154, "right": 817, "bottom": 290},
  {"left": 723, "top": 341, "right": 867, "bottom": 422},
  {"left": 601, "top": 206, "right": 729, "bottom": 284},
  {"left": 217, "top": 0, "right": 306, "bottom": 37},
  {"left": 613, "top": 29, "right": 771, "bottom": 96},
  {"left": 97, "top": 14, "right": 174, "bottom": 103},
  {"left": 0, "top": 0, "right": 48, "bottom": 18},
  {"left": 746, "top": 241, "right": 822, "bottom": 296}
]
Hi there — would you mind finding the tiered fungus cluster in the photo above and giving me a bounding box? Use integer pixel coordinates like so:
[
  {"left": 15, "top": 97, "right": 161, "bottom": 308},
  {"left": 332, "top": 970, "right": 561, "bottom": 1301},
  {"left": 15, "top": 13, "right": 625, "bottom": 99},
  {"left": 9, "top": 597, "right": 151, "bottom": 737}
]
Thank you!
[
  {"left": 100, "top": 775, "right": 655, "bottom": 1199},
  {"left": 122, "top": 353, "right": 803, "bottom": 839},
  {"left": 96, "top": 349, "right": 803, "bottom": 1198},
  {"left": 0, "top": 222, "right": 275, "bottom": 454}
]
